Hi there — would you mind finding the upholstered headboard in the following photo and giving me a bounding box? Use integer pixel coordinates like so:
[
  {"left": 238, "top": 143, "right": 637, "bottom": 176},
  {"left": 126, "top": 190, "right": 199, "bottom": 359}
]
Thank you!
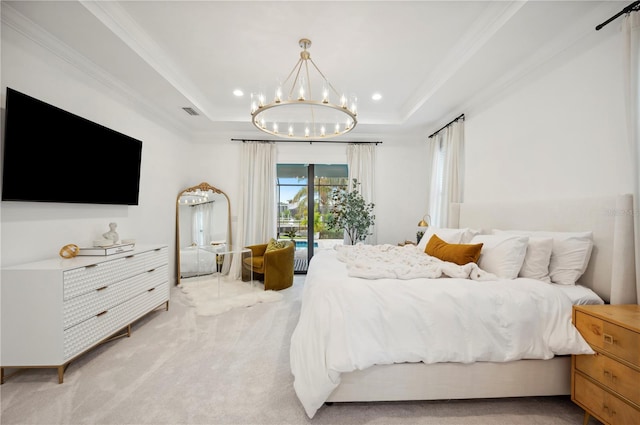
[{"left": 449, "top": 194, "right": 637, "bottom": 304}]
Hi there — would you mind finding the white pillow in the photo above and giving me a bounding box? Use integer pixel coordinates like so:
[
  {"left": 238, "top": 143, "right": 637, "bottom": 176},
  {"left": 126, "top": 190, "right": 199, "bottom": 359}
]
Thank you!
[
  {"left": 492, "top": 229, "right": 593, "bottom": 285},
  {"left": 551, "top": 284, "right": 604, "bottom": 305},
  {"left": 470, "top": 234, "right": 529, "bottom": 279},
  {"left": 518, "top": 237, "right": 553, "bottom": 281},
  {"left": 417, "top": 227, "right": 469, "bottom": 251}
]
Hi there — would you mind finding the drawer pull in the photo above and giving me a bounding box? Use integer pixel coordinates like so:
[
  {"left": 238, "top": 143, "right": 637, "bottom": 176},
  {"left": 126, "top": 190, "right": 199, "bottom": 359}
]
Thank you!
[
  {"left": 85, "top": 264, "right": 98, "bottom": 269},
  {"left": 603, "top": 333, "right": 616, "bottom": 344},
  {"left": 96, "top": 286, "right": 108, "bottom": 291},
  {"left": 96, "top": 310, "right": 108, "bottom": 317},
  {"left": 147, "top": 268, "right": 156, "bottom": 273},
  {"left": 125, "top": 255, "right": 135, "bottom": 259},
  {"left": 148, "top": 288, "right": 155, "bottom": 292}
]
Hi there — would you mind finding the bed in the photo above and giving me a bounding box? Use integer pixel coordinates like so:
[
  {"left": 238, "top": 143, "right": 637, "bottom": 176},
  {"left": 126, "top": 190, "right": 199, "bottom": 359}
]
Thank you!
[
  {"left": 179, "top": 244, "right": 225, "bottom": 278},
  {"left": 289, "top": 194, "right": 638, "bottom": 418}
]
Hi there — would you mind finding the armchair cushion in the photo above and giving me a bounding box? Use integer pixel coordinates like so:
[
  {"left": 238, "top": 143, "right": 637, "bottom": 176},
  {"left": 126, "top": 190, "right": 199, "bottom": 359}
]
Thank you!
[{"left": 242, "top": 240, "right": 294, "bottom": 291}]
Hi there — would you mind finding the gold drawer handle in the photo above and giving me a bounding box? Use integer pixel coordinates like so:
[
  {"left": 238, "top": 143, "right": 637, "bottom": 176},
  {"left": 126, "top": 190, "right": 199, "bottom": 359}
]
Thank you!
[
  {"left": 148, "top": 287, "right": 155, "bottom": 293},
  {"left": 96, "top": 310, "right": 108, "bottom": 317},
  {"left": 603, "top": 333, "right": 616, "bottom": 344},
  {"left": 96, "top": 286, "right": 108, "bottom": 291}
]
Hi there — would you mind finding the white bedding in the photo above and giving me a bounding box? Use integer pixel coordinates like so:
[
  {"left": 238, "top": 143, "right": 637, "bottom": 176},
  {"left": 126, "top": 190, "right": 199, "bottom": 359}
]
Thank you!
[
  {"left": 180, "top": 245, "right": 223, "bottom": 276},
  {"left": 335, "top": 243, "right": 497, "bottom": 280},
  {"left": 290, "top": 247, "right": 596, "bottom": 418}
]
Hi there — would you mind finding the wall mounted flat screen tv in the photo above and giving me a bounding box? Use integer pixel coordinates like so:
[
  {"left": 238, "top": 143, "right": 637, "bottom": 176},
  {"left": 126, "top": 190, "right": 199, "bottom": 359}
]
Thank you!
[{"left": 2, "top": 87, "right": 142, "bottom": 205}]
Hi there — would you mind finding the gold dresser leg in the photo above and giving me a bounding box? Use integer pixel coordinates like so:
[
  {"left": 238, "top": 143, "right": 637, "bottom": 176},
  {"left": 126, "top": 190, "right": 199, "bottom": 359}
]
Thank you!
[
  {"left": 582, "top": 411, "right": 590, "bottom": 425},
  {"left": 57, "top": 366, "right": 65, "bottom": 384}
]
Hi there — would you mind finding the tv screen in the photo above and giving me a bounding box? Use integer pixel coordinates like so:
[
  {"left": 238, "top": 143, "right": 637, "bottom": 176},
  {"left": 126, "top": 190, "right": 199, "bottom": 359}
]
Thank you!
[{"left": 2, "top": 87, "right": 142, "bottom": 205}]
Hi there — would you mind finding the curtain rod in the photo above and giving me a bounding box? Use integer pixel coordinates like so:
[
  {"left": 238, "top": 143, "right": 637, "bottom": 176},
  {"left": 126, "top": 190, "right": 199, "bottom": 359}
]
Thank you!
[
  {"left": 428, "top": 113, "right": 465, "bottom": 139},
  {"left": 231, "top": 138, "right": 382, "bottom": 145},
  {"left": 596, "top": 0, "right": 639, "bottom": 30}
]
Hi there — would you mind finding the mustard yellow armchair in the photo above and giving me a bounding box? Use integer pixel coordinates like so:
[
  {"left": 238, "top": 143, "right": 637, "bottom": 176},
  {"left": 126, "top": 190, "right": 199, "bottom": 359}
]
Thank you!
[{"left": 242, "top": 240, "right": 294, "bottom": 291}]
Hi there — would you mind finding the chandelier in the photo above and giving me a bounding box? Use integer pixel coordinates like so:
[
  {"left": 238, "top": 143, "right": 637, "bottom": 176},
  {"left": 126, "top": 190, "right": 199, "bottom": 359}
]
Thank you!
[
  {"left": 179, "top": 189, "right": 210, "bottom": 205},
  {"left": 250, "top": 38, "right": 357, "bottom": 139}
]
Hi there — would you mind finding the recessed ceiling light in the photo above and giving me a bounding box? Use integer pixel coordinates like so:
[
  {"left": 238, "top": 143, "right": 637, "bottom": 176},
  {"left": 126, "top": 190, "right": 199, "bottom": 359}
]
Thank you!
[
  {"left": 233, "top": 89, "right": 244, "bottom": 97},
  {"left": 372, "top": 93, "right": 382, "bottom": 101}
]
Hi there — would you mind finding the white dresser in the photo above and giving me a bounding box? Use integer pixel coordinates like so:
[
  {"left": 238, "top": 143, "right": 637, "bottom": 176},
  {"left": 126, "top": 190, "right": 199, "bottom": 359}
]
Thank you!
[{"left": 1, "top": 244, "right": 169, "bottom": 384}]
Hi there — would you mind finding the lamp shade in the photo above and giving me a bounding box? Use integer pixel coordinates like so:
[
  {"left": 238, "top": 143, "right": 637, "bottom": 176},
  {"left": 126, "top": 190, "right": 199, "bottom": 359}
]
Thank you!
[{"left": 418, "top": 214, "right": 430, "bottom": 228}]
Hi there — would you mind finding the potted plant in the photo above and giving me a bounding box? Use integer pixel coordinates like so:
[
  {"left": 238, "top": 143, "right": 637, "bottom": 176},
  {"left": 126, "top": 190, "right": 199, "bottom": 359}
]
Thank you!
[{"left": 327, "top": 179, "right": 375, "bottom": 245}]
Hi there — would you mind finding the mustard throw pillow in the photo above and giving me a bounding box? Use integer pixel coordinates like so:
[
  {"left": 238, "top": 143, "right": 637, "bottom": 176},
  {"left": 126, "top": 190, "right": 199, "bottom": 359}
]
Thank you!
[
  {"left": 425, "top": 234, "right": 483, "bottom": 265},
  {"left": 266, "top": 238, "right": 286, "bottom": 252}
]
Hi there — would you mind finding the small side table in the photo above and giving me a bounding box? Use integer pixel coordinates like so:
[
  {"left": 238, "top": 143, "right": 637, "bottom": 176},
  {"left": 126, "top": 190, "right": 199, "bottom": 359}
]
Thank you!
[{"left": 214, "top": 246, "right": 252, "bottom": 296}]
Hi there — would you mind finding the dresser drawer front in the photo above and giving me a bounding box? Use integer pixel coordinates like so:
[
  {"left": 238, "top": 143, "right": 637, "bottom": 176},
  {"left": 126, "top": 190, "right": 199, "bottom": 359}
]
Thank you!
[
  {"left": 574, "top": 373, "right": 640, "bottom": 425},
  {"left": 575, "top": 311, "right": 640, "bottom": 367},
  {"left": 63, "top": 255, "right": 146, "bottom": 300},
  {"left": 63, "top": 265, "right": 168, "bottom": 329},
  {"left": 140, "top": 247, "right": 169, "bottom": 271},
  {"left": 63, "top": 281, "right": 169, "bottom": 360},
  {"left": 575, "top": 311, "right": 604, "bottom": 349},
  {"left": 576, "top": 354, "right": 640, "bottom": 405},
  {"left": 602, "top": 322, "right": 640, "bottom": 367}
]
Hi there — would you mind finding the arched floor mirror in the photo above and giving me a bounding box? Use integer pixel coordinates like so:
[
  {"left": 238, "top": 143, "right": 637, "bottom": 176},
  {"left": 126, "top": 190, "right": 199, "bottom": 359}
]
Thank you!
[{"left": 176, "top": 182, "right": 231, "bottom": 285}]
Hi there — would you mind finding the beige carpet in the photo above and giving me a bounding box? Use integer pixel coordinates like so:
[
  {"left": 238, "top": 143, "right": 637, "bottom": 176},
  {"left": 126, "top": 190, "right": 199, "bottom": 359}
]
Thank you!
[{"left": 0, "top": 276, "right": 601, "bottom": 425}]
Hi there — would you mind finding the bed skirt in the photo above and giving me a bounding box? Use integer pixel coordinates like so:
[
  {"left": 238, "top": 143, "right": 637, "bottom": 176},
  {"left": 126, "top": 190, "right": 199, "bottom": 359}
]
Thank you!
[{"left": 326, "top": 357, "right": 570, "bottom": 402}]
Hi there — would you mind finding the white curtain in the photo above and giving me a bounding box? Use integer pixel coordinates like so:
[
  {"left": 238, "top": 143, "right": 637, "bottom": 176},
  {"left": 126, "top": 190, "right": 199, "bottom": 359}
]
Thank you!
[
  {"left": 229, "top": 142, "right": 277, "bottom": 278},
  {"left": 623, "top": 11, "right": 640, "bottom": 304},
  {"left": 347, "top": 143, "right": 377, "bottom": 244},
  {"left": 191, "top": 203, "right": 213, "bottom": 245},
  {"left": 427, "top": 119, "right": 465, "bottom": 228}
]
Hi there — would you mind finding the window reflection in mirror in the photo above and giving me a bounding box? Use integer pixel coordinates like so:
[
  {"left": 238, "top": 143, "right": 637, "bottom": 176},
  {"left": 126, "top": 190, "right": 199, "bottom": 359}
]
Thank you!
[{"left": 176, "top": 183, "right": 231, "bottom": 284}]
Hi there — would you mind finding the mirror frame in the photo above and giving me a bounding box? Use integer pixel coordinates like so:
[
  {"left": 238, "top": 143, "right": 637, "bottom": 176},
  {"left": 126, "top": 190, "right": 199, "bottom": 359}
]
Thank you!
[{"left": 175, "top": 182, "right": 231, "bottom": 285}]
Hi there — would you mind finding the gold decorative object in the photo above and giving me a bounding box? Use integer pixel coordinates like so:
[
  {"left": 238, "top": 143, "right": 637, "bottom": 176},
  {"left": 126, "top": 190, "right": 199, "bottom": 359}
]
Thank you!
[{"left": 59, "top": 244, "right": 80, "bottom": 259}]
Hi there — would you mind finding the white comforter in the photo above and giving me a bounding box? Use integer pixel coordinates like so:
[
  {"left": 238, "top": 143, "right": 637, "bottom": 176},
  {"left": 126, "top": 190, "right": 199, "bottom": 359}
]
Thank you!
[
  {"left": 290, "top": 247, "right": 594, "bottom": 418},
  {"left": 336, "top": 243, "right": 497, "bottom": 280}
]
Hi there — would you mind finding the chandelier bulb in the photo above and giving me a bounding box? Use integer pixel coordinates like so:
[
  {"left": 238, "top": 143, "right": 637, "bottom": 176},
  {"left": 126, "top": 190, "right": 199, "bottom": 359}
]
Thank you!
[
  {"left": 320, "top": 126, "right": 326, "bottom": 137},
  {"left": 288, "top": 126, "right": 294, "bottom": 137},
  {"left": 335, "top": 123, "right": 340, "bottom": 134},
  {"left": 275, "top": 86, "right": 282, "bottom": 103},
  {"left": 305, "top": 127, "right": 310, "bottom": 137},
  {"left": 340, "top": 94, "right": 347, "bottom": 108},
  {"left": 273, "top": 123, "right": 278, "bottom": 134}
]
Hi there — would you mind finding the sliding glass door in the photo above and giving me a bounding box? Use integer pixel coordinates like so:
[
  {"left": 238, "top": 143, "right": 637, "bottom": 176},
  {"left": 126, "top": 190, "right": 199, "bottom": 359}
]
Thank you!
[{"left": 277, "top": 164, "right": 348, "bottom": 273}]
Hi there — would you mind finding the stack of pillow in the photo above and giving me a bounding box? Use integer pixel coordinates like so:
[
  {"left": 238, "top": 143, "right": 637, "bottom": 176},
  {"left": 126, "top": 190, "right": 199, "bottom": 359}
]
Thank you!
[{"left": 417, "top": 227, "right": 593, "bottom": 285}]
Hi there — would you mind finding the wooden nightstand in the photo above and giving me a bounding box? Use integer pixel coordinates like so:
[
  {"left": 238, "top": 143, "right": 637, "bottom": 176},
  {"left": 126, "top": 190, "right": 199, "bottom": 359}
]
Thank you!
[{"left": 572, "top": 304, "right": 640, "bottom": 425}]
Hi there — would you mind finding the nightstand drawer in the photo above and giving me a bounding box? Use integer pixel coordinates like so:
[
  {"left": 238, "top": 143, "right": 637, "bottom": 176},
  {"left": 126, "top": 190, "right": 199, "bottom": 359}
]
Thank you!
[
  {"left": 574, "top": 373, "right": 640, "bottom": 425},
  {"left": 574, "top": 311, "right": 640, "bottom": 366},
  {"left": 576, "top": 353, "right": 640, "bottom": 405}
]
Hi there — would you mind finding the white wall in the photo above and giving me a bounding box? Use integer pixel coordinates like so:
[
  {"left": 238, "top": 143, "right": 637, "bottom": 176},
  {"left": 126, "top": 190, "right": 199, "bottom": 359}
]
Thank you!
[
  {"left": 0, "top": 23, "right": 189, "bottom": 279},
  {"left": 465, "top": 27, "right": 631, "bottom": 202},
  {"left": 188, "top": 135, "right": 429, "bottom": 247}
]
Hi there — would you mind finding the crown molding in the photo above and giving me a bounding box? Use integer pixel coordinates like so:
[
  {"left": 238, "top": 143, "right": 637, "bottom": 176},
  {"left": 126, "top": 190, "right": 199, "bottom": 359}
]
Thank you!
[
  {"left": 1, "top": 2, "right": 191, "bottom": 139},
  {"left": 457, "top": 0, "right": 621, "bottom": 121},
  {"left": 400, "top": 1, "right": 528, "bottom": 123},
  {"left": 79, "top": 0, "right": 222, "bottom": 123}
]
